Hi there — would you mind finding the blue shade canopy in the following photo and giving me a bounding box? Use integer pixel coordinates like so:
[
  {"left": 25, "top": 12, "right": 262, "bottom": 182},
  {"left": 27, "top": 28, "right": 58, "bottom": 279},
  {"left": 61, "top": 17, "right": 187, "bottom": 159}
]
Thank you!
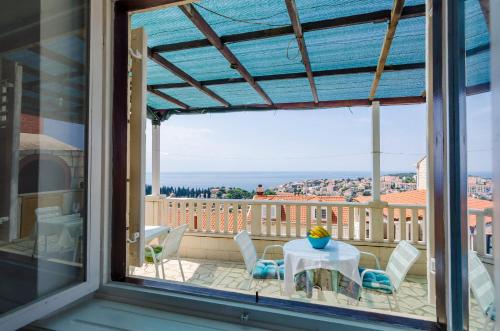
[
  {"left": 130, "top": 0, "right": 490, "bottom": 118},
  {"left": 2, "top": 32, "right": 88, "bottom": 123}
]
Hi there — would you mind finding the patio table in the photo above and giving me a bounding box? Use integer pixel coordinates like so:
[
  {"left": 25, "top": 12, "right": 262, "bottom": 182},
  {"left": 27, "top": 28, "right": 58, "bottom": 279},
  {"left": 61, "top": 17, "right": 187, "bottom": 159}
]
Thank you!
[
  {"left": 283, "top": 239, "right": 362, "bottom": 296},
  {"left": 36, "top": 214, "right": 83, "bottom": 261}
]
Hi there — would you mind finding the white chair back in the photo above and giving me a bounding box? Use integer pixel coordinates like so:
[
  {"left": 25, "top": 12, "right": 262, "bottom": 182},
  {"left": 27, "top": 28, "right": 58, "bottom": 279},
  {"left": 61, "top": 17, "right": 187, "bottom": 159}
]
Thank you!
[
  {"left": 234, "top": 230, "right": 257, "bottom": 274},
  {"left": 159, "top": 224, "right": 187, "bottom": 259},
  {"left": 469, "top": 251, "right": 495, "bottom": 315},
  {"left": 385, "top": 240, "right": 420, "bottom": 291}
]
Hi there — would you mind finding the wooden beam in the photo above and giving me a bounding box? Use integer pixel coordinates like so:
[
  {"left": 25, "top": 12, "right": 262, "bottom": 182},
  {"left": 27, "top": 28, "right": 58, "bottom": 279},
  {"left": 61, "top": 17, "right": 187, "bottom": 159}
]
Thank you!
[
  {"left": 149, "top": 62, "right": 425, "bottom": 89},
  {"left": 285, "top": 0, "right": 318, "bottom": 103},
  {"left": 369, "top": 0, "right": 406, "bottom": 100},
  {"left": 179, "top": 4, "right": 273, "bottom": 105},
  {"left": 153, "top": 96, "right": 425, "bottom": 117},
  {"left": 0, "top": 7, "right": 85, "bottom": 55},
  {"left": 30, "top": 45, "right": 84, "bottom": 71},
  {"left": 147, "top": 86, "right": 190, "bottom": 109},
  {"left": 22, "top": 66, "right": 84, "bottom": 91},
  {"left": 23, "top": 83, "right": 84, "bottom": 105},
  {"left": 466, "top": 82, "right": 490, "bottom": 95},
  {"left": 118, "top": 0, "right": 183, "bottom": 11},
  {"left": 466, "top": 42, "right": 489, "bottom": 57},
  {"left": 152, "top": 4, "right": 425, "bottom": 53},
  {"left": 148, "top": 49, "right": 230, "bottom": 107},
  {"left": 478, "top": 0, "right": 490, "bottom": 30}
]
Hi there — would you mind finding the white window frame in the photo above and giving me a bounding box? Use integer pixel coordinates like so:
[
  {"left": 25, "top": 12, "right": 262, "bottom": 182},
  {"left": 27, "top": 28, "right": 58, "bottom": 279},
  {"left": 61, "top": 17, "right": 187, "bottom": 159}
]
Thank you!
[{"left": 0, "top": 0, "right": 103, "bottom": 329}]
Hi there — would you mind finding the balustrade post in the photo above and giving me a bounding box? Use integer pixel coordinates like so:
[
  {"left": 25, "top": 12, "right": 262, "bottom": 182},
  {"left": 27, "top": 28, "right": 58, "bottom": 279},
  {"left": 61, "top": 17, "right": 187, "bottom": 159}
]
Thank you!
[
  {"left": 251, "top": 203, "right": 262, "bottom": 236},
  {"left": 475, "top": 212, "right": 486, "bottom": 256},
  {"left": 368, "top": 201, "right": 387, "bottom": 242}
]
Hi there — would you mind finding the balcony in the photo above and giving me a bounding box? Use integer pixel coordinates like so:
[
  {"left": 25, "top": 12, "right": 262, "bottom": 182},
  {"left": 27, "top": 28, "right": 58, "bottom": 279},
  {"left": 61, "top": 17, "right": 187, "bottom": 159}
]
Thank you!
[{"left": 131, "top": 196, "right": 491, "bottom": 327}]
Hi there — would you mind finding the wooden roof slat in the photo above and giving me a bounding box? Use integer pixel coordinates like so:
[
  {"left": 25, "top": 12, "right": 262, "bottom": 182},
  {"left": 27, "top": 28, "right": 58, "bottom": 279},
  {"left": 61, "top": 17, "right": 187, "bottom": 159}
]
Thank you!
[
  {"left": 22, "top": 66, "right": 84, "bottom": 91},
  {"left": 151, "top": 4, "right": 425, "bottom": 54},
  {"left": 147, "top": 86, "right": 190, "bottom": 109},
  {"left": 23, "top": 83, "right": 84, "bottom": 105},
  {"left": 479, "top": 0, "right": 490, "bottom": 30},
  {"left": 285, "top": 0, "right": 319, "bottom": 103},
  {"left": 149, "top": 62, "right": 425, "bottom": 90},
  {"left": 148, "top": 49, "right": 230, "bottom": 107},
  {"left": 369, "top": 0, "right": 406, "bottom": 100},
  {"left": 30, "top": 45, "right": 84, "bottom": 71},
  {"left": 153, "top": 96, "right": 426, "bottom": 116},
  {"left": 466, "top": 42, "right": 489, "bottom": 57},
  {"left": 179, "top": 4, "right": 273, "bottom": 105},
  {"left": 466, "top": 82, "right": 490, "bottom": 95}
]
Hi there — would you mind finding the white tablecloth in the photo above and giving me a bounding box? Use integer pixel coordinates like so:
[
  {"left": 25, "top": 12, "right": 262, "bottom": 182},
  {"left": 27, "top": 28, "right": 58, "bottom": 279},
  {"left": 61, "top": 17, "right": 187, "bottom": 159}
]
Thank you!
[
  {"left": 283, "top": 239, "right": 362, "bottom": 295},
  {"left": 145, "top": 225, "right": 170, "bottom": 243},
  {"left": 38, "top": 216, "right": 82, "bottom": 250}
]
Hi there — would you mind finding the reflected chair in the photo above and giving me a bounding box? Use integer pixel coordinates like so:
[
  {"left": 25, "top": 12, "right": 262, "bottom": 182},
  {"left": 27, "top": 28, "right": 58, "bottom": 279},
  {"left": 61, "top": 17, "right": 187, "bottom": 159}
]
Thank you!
[
  {"left": 233, "top": 230, "right": 283, "bottom": 295},
  {"left": 358, "top": 240, "right": 420, "bottom": 311},
  {"left": 145, "top": 224, "right": 188, "bottom": 281},
  {"left": 469, "top": 251, "right": 495, "bottom": 330}
]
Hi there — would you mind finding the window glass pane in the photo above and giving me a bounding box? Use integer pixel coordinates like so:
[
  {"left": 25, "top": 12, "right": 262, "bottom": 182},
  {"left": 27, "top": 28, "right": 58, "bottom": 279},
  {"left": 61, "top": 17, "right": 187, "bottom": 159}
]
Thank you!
[
  {"left": 464, "top": 0, "right": 494, "bottom": 329},
  {"left": 0, "top": 0, "right": 88, "bottom": 314}
]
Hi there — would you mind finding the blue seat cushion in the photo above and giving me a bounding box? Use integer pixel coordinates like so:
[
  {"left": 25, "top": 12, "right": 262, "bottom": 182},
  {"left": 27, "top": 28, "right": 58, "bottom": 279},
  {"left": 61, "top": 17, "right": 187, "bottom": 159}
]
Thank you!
[
  {"left": 359, "top": 267, "right": 393, "bottom": 294},
  {"left": 486, "top": 302, "right": 496, "bottom": 321},
  {"left": 253, "top": 259, "right": 284, "bottom": 279}
]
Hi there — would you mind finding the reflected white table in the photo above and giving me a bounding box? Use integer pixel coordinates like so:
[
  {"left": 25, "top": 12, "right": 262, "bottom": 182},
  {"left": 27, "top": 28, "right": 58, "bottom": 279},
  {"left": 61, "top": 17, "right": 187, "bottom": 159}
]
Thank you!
[{"left": 283, "top": 239, "right": 362, "bottom": 296}]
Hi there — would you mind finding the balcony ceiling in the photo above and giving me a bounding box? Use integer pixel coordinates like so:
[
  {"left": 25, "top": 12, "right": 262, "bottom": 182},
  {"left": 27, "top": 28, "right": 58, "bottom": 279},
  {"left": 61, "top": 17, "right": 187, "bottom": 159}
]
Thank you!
[
  {"left": 0, "top": 1, "right": 488, "bottom": 124},
  {"left": 131, "top": 0, "right": 490, "bottom": 122}
]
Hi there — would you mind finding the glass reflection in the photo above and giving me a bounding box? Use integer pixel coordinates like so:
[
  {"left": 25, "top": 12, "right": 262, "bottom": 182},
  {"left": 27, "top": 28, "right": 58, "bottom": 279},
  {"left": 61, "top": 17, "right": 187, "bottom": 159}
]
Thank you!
[{"left": 0, "top": 0, "right": 88, "bottom": 314}]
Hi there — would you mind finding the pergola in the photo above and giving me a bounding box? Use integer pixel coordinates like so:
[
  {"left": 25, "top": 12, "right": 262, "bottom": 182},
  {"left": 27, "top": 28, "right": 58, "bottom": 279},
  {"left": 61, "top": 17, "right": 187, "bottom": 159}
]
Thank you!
[{"left": 130, "top": 0, "right": 490, "bottom": 199}]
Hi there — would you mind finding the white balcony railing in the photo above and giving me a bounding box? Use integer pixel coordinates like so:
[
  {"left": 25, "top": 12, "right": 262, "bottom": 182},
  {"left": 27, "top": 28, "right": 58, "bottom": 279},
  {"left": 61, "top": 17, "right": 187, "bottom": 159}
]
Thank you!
[
  {"left": 145, "top": 196, "right": 495, "bottom": 269},
  {"left": 146, "top": 197, "right": 427, "bottom": 245},
  {"left": 469, "top": 208, "right": 494, "bottom": 256}
]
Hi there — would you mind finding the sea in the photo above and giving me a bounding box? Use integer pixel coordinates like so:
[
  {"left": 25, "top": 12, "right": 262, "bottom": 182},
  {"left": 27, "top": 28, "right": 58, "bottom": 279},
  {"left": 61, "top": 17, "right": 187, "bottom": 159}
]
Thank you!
[
  {"left": 145, "top": 171, "right": 493, "bottom": 192},
  {"left": 147, "top": 171, "right": 379, "bottom": 191}
]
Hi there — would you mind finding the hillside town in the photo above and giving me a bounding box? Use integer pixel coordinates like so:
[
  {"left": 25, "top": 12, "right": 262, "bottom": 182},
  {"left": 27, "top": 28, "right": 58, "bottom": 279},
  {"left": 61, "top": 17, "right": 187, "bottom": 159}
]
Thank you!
[
  {"left": 271, "top": 174, "right": 417, "bottom": 200},
  {"left": 268, "top": 174, "right": 492, "bottom": 201}
]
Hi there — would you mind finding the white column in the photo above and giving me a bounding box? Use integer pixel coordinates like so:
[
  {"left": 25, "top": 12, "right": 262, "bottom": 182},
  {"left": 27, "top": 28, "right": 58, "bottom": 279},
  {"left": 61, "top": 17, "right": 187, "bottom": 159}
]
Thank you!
[
  {"left": 369, "top": 101, "right": 385, "bottom": 242},
  {"left": 152, "top": 122, "right": 161, "bottom": 196},
  {"left": 371, "top": 101, "right": 381, "bottom": 202}
]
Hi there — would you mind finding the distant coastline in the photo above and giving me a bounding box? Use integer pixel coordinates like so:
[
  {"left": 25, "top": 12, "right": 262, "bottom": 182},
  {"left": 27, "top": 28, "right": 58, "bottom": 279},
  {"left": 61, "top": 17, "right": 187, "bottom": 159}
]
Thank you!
[{"left": 145, "top": 171, "right": 493, "bottom": 192}]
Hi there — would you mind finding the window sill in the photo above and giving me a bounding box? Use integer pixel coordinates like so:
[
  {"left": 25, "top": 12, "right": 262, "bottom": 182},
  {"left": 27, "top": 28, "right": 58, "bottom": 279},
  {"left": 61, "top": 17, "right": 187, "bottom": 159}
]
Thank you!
[{"left": 88, "top": 279, "right": 441, "bottom": 331}]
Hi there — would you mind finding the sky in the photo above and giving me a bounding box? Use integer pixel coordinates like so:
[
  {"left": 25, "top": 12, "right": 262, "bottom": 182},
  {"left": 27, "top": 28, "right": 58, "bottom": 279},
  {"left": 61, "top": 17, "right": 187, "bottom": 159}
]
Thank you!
[
  {"left": 144, "top": 92, "right": 492, "bottom": 174},
  {"left": 39, "top": 93, "right": 492, "bottom": 175}
]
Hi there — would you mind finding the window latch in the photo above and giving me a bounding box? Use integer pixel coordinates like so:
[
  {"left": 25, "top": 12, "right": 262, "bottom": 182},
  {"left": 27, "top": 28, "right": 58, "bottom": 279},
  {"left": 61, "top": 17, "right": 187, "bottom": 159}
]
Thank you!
[
  {"left": 240, "top": 312, "right": 249, "bottom": 322},
  {"left": 127, "top": 232, "right": 140, "bottom": 244}
]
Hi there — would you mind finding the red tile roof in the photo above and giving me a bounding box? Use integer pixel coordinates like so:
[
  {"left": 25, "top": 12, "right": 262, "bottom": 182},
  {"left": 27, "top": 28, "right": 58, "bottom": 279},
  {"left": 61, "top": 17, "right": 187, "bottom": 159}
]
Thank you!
[
  {"left": 356, "top": 190, "right": 492, "bottom": 226},
  {"left": 254, "top": 194, "right": 350, "bottom": 225},
  {"left": 165, "top": 191, "right": 492, "bottom": 233}
]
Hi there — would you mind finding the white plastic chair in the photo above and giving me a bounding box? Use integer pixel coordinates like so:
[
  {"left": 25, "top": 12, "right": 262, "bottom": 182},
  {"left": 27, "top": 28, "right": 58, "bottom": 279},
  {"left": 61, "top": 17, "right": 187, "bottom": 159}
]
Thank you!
[
  {"left": 469, "top": 251, "right": 495, "bottom": 330},
  {"left": 33, "top": 206, "right": 62, "bottom": 256},
  {"left": 233, "top": 230, "right": 283, "bottom": 295},
  {"left": 145, "top": 224, "right": 188, "bottom": 281},
  {"left": 359, "top": 240, "right": 420, "bottom": 311}
]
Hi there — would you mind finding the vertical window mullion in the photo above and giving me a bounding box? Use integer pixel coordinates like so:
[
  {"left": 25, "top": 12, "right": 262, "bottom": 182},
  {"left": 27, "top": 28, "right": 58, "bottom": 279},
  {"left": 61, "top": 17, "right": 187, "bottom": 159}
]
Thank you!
[{"left": 444, "top": 0, "right": 469, "bottom": 329}]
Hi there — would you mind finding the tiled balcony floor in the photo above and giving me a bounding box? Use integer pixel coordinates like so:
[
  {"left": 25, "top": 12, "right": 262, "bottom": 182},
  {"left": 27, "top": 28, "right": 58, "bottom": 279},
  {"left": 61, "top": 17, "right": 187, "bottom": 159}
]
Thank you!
[
  {"left": 132, "top": 258, "right": 487, "bottom": 330},
  {"left": 0, "top": 237, "right": 488, "bottom": 329}
]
